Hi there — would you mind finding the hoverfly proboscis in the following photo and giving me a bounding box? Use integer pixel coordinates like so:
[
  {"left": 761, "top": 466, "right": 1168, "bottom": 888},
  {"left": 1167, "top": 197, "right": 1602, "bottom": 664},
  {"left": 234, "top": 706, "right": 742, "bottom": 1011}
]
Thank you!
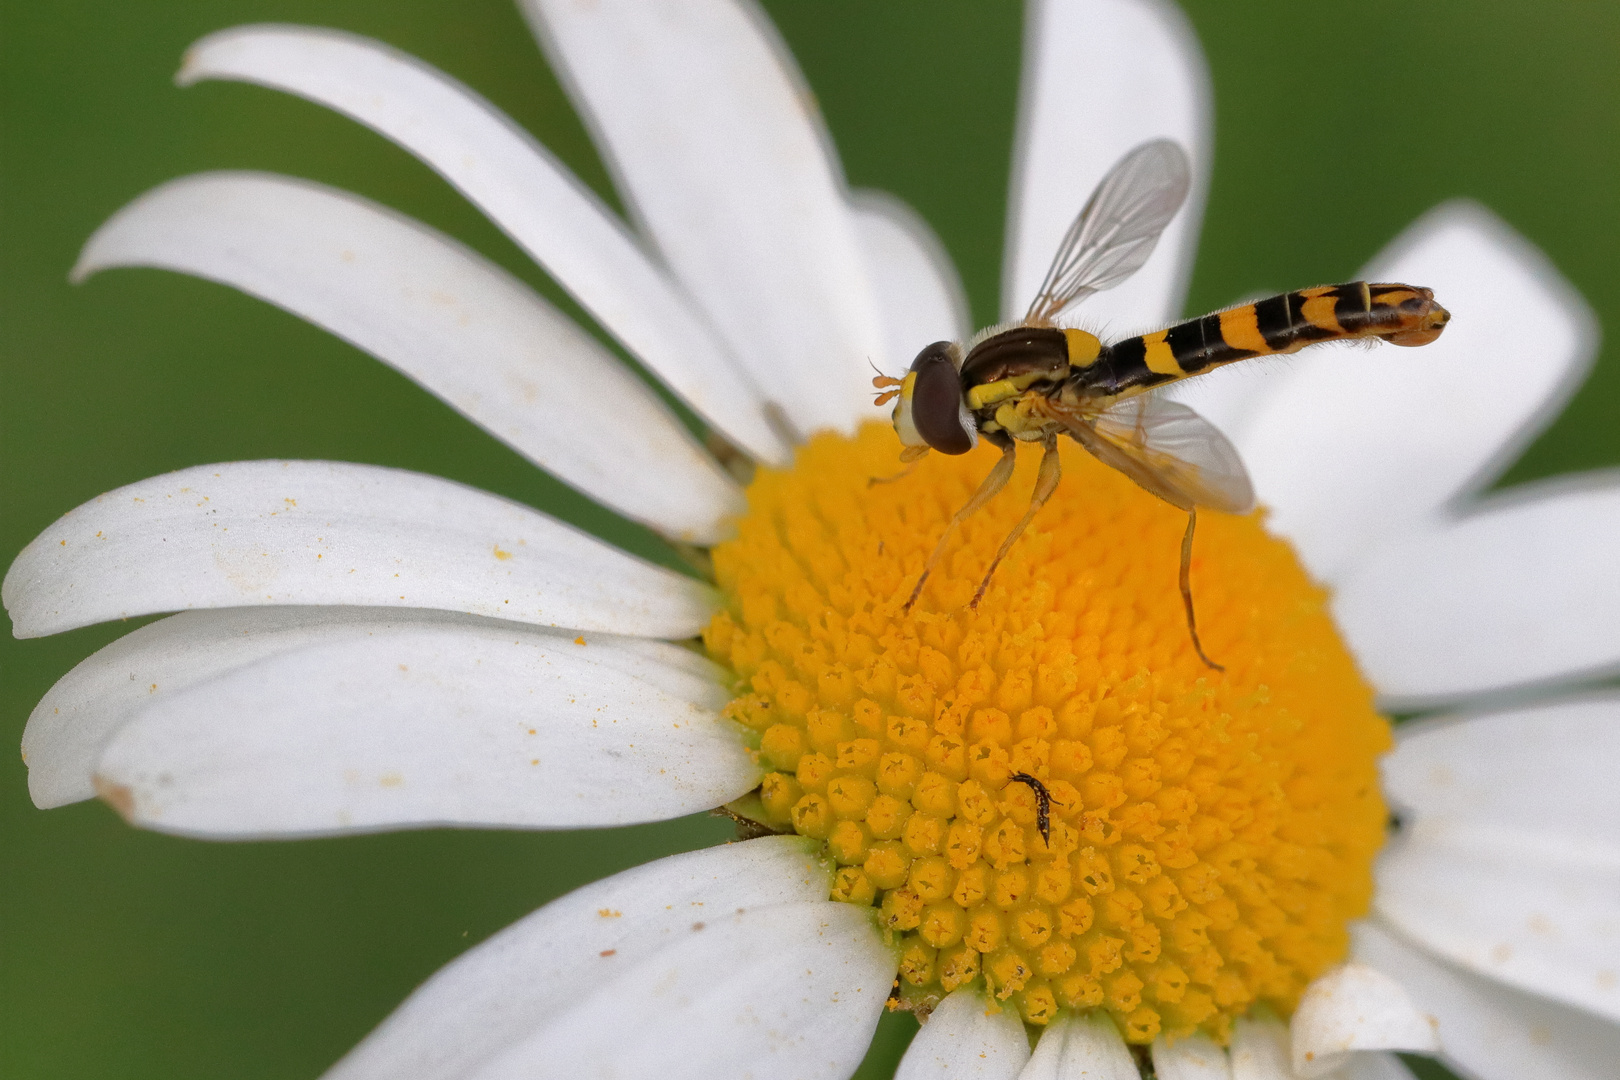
[{"left": 873, "top": 139, "right": 1451, "bottom": 670}]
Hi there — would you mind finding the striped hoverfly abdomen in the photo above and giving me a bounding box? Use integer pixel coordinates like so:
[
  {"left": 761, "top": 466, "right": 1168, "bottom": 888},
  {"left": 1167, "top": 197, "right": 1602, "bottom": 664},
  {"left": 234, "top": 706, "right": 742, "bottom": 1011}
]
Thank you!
[{"left": 1075, "top": 282, "right": 1451, "bottom": 397}]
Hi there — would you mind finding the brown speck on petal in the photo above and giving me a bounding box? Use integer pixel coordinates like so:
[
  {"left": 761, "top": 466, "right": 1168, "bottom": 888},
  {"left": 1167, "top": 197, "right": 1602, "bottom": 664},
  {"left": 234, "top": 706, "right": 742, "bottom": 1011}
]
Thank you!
[
  {"left": 93, "top": 776, "right": 136, "bottom": 821},
  {"left": 600, "top": 949, "right": 616, "bottom": 957}
]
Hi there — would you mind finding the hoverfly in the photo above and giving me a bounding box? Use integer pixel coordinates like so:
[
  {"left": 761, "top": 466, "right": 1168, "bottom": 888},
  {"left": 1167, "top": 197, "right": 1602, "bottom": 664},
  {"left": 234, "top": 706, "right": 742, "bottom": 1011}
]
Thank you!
[{"left": 874, "top": 139, "right": 1450, "bottom": 669}]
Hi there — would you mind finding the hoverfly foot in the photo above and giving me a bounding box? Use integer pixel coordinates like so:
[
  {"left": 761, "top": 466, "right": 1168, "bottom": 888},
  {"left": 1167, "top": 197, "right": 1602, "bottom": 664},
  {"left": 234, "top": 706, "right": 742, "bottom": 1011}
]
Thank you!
[{"left": 901, "top": 573, "right": 929, "bottom": 615}]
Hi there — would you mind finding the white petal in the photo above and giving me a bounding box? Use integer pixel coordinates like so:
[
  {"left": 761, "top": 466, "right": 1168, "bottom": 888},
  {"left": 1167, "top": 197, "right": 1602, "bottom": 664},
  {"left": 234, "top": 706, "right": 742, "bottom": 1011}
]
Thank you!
[
  {"left": 567, "top": 633, "right": 732, "bottom": 709},
  {"left": 1376, "top": 696, "right": 1620, "bottom": 1021},
  {"left": 1354, "top": 919, "right": 1620, "bottom": 1080},
  {"left": 23, "top": 606, "right": 437, "bottom": 808},
  {"left": 1228, "top": 1015, "right": 1294, "bottom": 1080},
  {"left": 1233, "top": 201, "right": 1597, "bottom": 584},
  {"left": 326, "top": 835, "right": 840, "bottom": 1080},
  {"left": 75, "top": 171, "right": 742, "bottom": 542},
  {"left": 895, "top": 989, "right": 1029, "bottom": 1080},
  {"left": 1003, "top": 0, "right": 1212, "bottom": 331},
  {"left": 1380, "top": 827, "right": 1620, "bottom": 1027},
  {"left": 2, "top": 460, "right": 716, "bottom": 640},
  {"left": 178, "top": 25, "right": 788, "bottom": 464},
  {"left": 1154, "top": 1033, "right": 1232, "bottom": 1079},
  {"left": 1291, "top": 963, "right": 1439, "bottom": 1078},
  {"left": 1384, "top": 696, "right": 1620, "bottom": 850},
  {"left": 88, "top": 616, "right": 754, "bottom": 837},
  {"left": 1019, "top": 1010, "right": 1138, "bottom": 1080},
  {"left": 852, "top": 189, "right": 973, "bottom": 374},
  {"left": 1332, "top": 471, "right": 1620, "bottom": 703},
  {"left": 21, "top": 607, "right": 731, "bottom": 811},
  {"left": 524, "top": 0, "right": 886, "bottom": 439},
  {"left": 480, "top": 902, "right": 890, "bottom": 1080}
]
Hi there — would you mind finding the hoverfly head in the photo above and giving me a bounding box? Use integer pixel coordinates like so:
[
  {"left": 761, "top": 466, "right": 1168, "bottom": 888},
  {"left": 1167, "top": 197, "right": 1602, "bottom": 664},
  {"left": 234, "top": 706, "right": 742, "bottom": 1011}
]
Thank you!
[{"left": 892, "top": 341, "right": 977, "bottom": 455}]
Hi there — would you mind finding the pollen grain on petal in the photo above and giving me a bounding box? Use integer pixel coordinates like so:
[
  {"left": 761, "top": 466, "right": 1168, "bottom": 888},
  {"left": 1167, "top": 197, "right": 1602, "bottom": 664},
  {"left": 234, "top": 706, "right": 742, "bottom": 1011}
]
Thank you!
[{"left": 704, "top": 424, "right": 1389, "bottom": 1044}]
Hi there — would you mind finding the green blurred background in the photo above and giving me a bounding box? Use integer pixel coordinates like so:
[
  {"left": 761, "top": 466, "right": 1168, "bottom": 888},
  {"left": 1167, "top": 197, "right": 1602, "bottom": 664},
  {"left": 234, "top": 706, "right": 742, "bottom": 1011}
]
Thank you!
[{"left": 2, "top": 2, "right": 1616, "bottom": 1077}]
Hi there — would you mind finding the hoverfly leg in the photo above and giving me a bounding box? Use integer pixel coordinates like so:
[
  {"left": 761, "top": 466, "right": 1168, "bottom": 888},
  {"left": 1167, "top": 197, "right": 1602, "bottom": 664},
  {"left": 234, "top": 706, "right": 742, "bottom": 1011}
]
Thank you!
[
  {"left": 903, "top": 441, "right": 1017, "bottom": 613},
  {"left": 868, "top": 465, "right": 916, "bottom": 487},
  {"left": 1180, "top": 508, "right": 1224, "bottom": 672},
  {"left": 874, "top": 445, "right": 931, "bottom": 484},
  {"left": 970, "top": 436, "right": 1062, "bottom": 609}
]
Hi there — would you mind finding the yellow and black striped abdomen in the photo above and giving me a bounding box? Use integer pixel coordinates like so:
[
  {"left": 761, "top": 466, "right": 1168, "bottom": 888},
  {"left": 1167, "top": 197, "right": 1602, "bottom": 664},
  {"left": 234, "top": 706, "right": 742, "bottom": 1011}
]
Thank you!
[{"left": 1077, "top": 282, "right": 1450, "bottom": 396}]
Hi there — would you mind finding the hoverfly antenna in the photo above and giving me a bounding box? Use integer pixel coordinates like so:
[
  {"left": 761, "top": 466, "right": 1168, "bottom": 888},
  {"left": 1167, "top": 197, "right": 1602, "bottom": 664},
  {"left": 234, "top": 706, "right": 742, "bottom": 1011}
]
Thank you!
[
  {"left": 871, "top": 358, "right": 905, "bottom": 404},
  {"left": 872, "top": 375, "right": 904, "bottom": 407}
]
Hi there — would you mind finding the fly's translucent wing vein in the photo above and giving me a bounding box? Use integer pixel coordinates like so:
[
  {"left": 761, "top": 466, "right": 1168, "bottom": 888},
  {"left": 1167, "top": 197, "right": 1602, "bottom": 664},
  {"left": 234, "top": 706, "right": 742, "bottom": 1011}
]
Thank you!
[
  {"left": 1069, "top": 395, "right": 1255, "bottom": 514},
  {"left": 1026, "top": 139, "right": 1192, "bottom": 325}
]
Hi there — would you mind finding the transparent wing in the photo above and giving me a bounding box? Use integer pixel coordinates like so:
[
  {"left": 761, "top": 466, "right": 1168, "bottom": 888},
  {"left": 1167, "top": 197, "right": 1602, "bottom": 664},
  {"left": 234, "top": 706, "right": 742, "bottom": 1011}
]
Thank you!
[
  {"left": 1024, "top": 139, "right": 1192, "bottom": 326},
  {"left": 1061, "top": 394, "right": 1255, "bottom": 514}
]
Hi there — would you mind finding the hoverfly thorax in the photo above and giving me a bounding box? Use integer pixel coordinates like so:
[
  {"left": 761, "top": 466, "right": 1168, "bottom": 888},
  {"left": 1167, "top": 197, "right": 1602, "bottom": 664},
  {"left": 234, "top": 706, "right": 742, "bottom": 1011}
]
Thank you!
[
  {"left": 957, "top": 326, "right": 1105, "bottom": 419},
  {"left": 892, "top": 340, "right": 976, "bottom": 456}
]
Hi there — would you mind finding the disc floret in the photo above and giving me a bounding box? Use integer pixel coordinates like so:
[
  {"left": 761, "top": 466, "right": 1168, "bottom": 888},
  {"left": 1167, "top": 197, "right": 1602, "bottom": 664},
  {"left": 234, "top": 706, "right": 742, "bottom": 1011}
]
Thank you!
[{"left": 705, "top": 425, "right": 1389, "bottom": 1044}]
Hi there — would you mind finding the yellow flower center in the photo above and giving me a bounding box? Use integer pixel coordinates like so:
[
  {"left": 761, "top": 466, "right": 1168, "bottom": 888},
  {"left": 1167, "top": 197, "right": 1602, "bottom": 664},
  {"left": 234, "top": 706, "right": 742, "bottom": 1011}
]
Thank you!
[{"left": 703, "top": 424, "right": 1389, "bottom": 1044}]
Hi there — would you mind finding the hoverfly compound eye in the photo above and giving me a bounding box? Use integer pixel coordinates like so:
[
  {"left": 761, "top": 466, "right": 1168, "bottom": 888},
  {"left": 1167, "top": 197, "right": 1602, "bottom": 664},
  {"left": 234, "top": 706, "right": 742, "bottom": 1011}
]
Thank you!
[{"left": 894, "top": 341, "right": 976, "bottom": 455}]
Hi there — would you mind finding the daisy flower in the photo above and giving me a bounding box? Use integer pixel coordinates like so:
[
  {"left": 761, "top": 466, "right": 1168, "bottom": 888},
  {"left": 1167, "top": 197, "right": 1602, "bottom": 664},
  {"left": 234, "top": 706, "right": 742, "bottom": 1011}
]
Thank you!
[{"left": 7, "top": 1, "right": 1619, "bottom": 1078}]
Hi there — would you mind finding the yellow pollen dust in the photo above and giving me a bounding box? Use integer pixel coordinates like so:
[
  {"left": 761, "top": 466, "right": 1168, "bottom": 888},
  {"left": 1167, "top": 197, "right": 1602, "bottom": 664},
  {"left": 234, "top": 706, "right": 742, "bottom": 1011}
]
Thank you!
[{"left": 704, "top": 425, "right": 1390, "bottom": 1044}]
